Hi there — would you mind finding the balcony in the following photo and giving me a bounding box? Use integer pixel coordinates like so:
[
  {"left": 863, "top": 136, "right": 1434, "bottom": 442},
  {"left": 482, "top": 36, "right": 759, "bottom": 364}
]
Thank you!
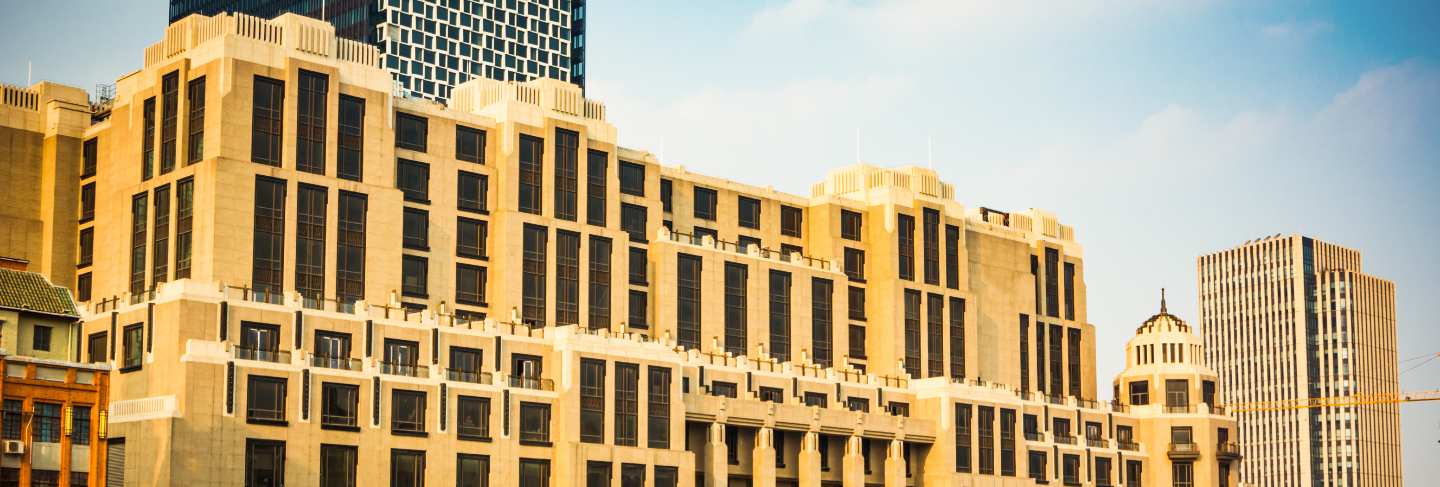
[
  {"left": 1025, "top": 431, "right": 1045, "bottom": 442},
  {"left": 446, "top": 369, "right": 493, "bottom": 385},
  {"left": 321, "top": 413, "right": 358, "bottom": 429},
  {"left": 380, "top": 362, "right": 426, "bottom": 378},
  {"left": 1167, "top": 442, "right": 1200, "bottom": 460},
  {"left": 234, "top": 346, "right": 290, "bottom": 364},
  {"left": 1217, "top": 441, "right": 1243, "bottom": 461},
  {"left": 1165, "top": 404, "right": 1195, "bottom": 414},
  {"left": 509, "top": 375, "right": 554, "bottom": 391},
  {"left": 1117, "top": 441, "right": 1140, "bottom": 452},
  {"left": 1086, "top": 437, "right": 1109, "bottom": 448},
  {"left": 1054, "top": 434, "right": 1076, "bottom": 445},
  {"left": 310, "top": 354, "right": 362, "bottom": 371}
]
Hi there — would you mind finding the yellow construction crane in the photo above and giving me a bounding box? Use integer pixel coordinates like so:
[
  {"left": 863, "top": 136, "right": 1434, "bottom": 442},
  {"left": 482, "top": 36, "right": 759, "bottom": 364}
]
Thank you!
[{"left": 1223, "top": 352, "right": 1440, "bottom": 413}]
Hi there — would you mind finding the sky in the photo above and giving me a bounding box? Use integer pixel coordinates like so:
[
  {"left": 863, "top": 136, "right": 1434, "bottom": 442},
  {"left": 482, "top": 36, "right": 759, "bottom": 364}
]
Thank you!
[{"left": 3, "top": 0, "right": 1438, "bottom": 480}]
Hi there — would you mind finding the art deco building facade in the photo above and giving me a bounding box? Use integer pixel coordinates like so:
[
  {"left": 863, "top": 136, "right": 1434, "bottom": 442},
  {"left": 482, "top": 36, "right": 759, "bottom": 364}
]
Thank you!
[
  {"left": 0, "top": 12, "right": 1239, "bottom": 486},
  {"left": 1198, "top": 236, "right": 1401, "bottom": 487}
]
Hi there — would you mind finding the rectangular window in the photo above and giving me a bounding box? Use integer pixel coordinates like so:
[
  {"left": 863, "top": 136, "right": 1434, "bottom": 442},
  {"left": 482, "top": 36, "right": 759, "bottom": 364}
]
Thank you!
[
  {"left": 457, "top": 217, "right": 487, "bottom": 258},
  {"left": 1166, "top": 379, "right": 1190, "bottom": 408},
  {"left": 999, "top": 409, "right": 1016, "bottom": 476},
  {"left": 922, "top": 208, "right": 940, "bottom": 285},
  {"left": 654, "top": 466, "right": 677, "bottom": 487},
  {"left": 397, "top": 159, "right": 430, "bottom": 202},
  {"left": 621, "top": 464, "right": 645, "bottom": 487},
  {"left": 519, "top": 402, "right": 551, "bottom": 444},
  {"left": 954, "top": 403, "right": 972, "bottom": 472},
  {"left": 737, "top": 196, "right": 761, "bottom": 229},
  {"left": 618, "top": 160, "right": 645, "bottom": 196},
  {"left": 1020, "top": 315, "right": 1029, "bottom": 391},
  {"left": 522, "top": 224, "right": 547, "bottom": 327},
  {"left": 586, "top": 461, "right": 611, "bottom": 487},
  {"left": 945, "top": 224, "right": 959, "bottom": 289},
  {"left": 402, "top": 255, "right": 428, "bottom": 298},
  {"left": 1028, "top": 451, "right": 1048, "bottom": 482},
  {"left": 846, "top": 397, "right": 869, "bottom": 413},
  {"left": 628, "top": 247, "right": 647, "bottom": 285},
  {"left": 122, "top": 324, "right": 143, "bottom": 369},
  {"left": 648, "top": 366, "right": 671, "bottom": 448},
  {"left": 151, "top": 184, "right": 170, "bottom": 285},
  {"left": 296, "top": 70, "right": 328, "bottom": 174},
  {"left": 926, "top": 293, "right": 944, "bottom": 378},
  {"left": 161, "top": 72, "right": 178, "bottom": 173},
  {"left": 320, "top": 444, "right": 357, "bottom": 487},
  {"left": 660, "top": 178, "right": 673, "bottom": 212},
  {"left": 337, "top": 95, "right": 364, "bottom": 180},
  {"left": 759, "top": 386, "right": 784, "bottom": 403},
  {"left": 76, "top": 273, "right": 91, "bottom": 301},
  {"left": 588, "top": 150, "right": 609, "bottom": 225},
  {"left": 843, "top": 248, "right": 865, "bottom": 281},
  {"left": 1036, "top": 323, "right": 1046, "bottom": 393},
  {"left": 848, "top": 286, "right": 866, "bottom": 321},
  {"left": 628, "top": 290, "right": 648, "bottom": 329},
  {"left": 693, "top": 186, "right": 717, "bottom": 220},
  {"left": 556, "top": 231, "right": 581, "bottom": 326},
  {"left": 336, "top": 191, "right": 367, "bottom": 305},
  {"left": 31, "top": 402, "right": 59, "bottom": 442},
  {"left": 296, "top": 184, "right": 327, "bottom": 302},
  {"left": 31, "top": 325, "right": 52, "bottom": 351},
  {"left": 175, "top": 178, "right": 194, "bottom": 278},
  {"left": 0, "top": 400, "right": 19, "bottom": 439},
  {"left": 781, "top": 205, "right": 803, "bottom": 237},
  {"left": 395, "top": 112, "right": 428, "bottom": 152},
  {"left": 457, "top": 396, "right": 491, "bottom": 440},
  {"left": 554, "top": 128, "right": 578, "bottom": 221},
  {"left": 518, "top": 134, "right": 544, "bottom": 214},
  {"left": 456, "top": 264, "right": 487, "bottom": 305},
  {"left": 579, "top": 359, "right": 605, "bottom": 443},
  {"left": 1095, "top": 457, "right": 1112, "bottom": 487},
  {"left": 897, "top": 213, "right": 915, "bottom": 281},
  {"left": 390, "top": 449, "right": 425, "bottom": 487},
  {"left": 950, "top": 297, "right": 966, "bottom": 380},
  {"left": 803, "top": 392, "right": 827, "bottom": 407},
  {"left": 520, "top": 459, "right": 550, "bottom": 487},
  {"left": 1064, "top": 262, "right": 1076, "bottom": 320},
  {"left": 620, "top": 203, "right": 647, "bottom": 242},
  {"left": 903, "top": 290, "right": 921, "bottom": 376},
  {"left": 87, "top": 332, "right": 106, "bottom": 363},
  {"left": 391, "top": 389, "right": 426, "bottom": 433},
  {"left": 769, "top": 270, "right": 792, "bottom": 362},
  {"left": 1068, "top": 328, "right": 1082, "bottom": 399},
  {"left": 977, "top": 406, "right": 994, "bottom": 474},
  {"left": 79, "top": 183, "right": 95, "bottom": 222},
  {"left": 78, "top": 228, "right": 93, "bottom": 268},
  {"left": 841, "top": 210, "right": 862, "bottom": 240},
  {"left": 71, "top": 405, "right": 91, "bottom": 445},
  {"left": 677, "top": 254, "right": 702, "bottom": 349},
  {"left": 812, "top": 278, "right": 833, "bottom": 367},
  {"left": 141, "top": 96, "right": 155, "bottom": 178},
  {"left": 456, "top": 125, "right": 485, "bottom": 163},
  {"left": 848, "top": 324, "right": 866, "bottom": 359},
  {"left": 724, "top": 262, "right": 748, "bottom": 355},
  {"left": 588, "top": 236, "right": 612, "bottom": 329},
  {"left": 247, "top": 375, "right": 287, "bottom": 423},
  {"left": 245, "top": 439, "right": 285, "bottom": 487},
  {"left": 240, "top": 322, "right": 280, "bottom": 360},
  {"left": 1045, "top": 248, "right": 1060, "bottom": 318},
  {"left": 458, "top": 171, "right": 488, "bottom": 213},
  {"left": 321, "top": 382, "right": 358, "bottom": 428},
  {"left": 712, "top": 382, "right": 739, "bottom": 399},
  {"left": 1129, "top": 381, "right": 1149, "bottom": 405},
  {"left": 615, "top": 363, "right": 639, "bottom": 446},
  {"left": 1063, "top": 454, "right": 1081, "bottom": 486},
  {"left": 251, "top": 76, "right": 283, "bottom": 165},
  {"left": 82, "top": 137, "right": 97, "bottom": 178},
  {"left": 1049, "top": 323, "right": 1065, "bottom": 395},
  {"left": 252, "top": 177, "right": 285, "bottom": 298}
]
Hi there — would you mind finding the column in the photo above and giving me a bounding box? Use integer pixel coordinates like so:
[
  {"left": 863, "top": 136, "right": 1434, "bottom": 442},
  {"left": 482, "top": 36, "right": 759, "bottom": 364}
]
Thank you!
[
  {"left": 797, "top": 432, "right": 822, "bottom": 487},
  {"left": 842, "top": 436, "right": 865, "bottom": 487},
  {"left": 703, "top": 423, "right": 727, "bottom": 487},
  {"left": 752, "top": 427, "right": 777, "bottom": 487},
  {"left": 883, "top": 440, "right": 906, "bottom": 487}
]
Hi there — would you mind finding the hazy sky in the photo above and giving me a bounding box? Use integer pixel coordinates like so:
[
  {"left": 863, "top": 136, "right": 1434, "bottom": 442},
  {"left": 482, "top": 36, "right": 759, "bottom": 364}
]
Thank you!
[{"left": 3, "top": 0, "right": 1437, "bottom": 479}]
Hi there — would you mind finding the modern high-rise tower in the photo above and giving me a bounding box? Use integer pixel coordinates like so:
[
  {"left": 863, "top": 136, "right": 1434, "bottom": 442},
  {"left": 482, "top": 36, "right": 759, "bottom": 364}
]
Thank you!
[
  {"left": 1198, "top": 235, "right": 1402, "bottom": 487},
  {"left": 168, "top": 0, "right": 587, "bottom": 102}
]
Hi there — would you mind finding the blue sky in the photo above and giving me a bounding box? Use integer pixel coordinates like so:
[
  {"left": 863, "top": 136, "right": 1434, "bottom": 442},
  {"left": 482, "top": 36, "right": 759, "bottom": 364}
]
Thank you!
[{"left": 3, "top": 0, "right": 1437, "bottom": 479}]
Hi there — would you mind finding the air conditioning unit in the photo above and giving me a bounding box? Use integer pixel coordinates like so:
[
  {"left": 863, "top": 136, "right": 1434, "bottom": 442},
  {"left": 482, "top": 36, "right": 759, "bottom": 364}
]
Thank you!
[{"left": 2, "top": 440, "right": 23, "bottom": 455}]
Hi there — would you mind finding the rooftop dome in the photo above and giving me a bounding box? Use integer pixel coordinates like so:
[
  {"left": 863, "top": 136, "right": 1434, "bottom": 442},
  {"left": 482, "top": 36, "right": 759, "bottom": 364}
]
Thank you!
[{"left": 1137, "top": 289, "right": 1190, "bottom": 333}]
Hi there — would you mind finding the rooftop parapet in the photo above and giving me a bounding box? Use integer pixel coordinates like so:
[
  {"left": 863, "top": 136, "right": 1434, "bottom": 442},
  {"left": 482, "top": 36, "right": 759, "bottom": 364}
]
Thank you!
[
  {"left": 1, "top": 83, "right": 39, "bottom": 111},
  {"left": 451, "top": 76, "right": 605, "bottom": 122},
  {"left": 811, "top": 164, "right": 955, "bottom": 201},
  {"left": 145, "top": 12, "right": 380, "bottom": 69}
]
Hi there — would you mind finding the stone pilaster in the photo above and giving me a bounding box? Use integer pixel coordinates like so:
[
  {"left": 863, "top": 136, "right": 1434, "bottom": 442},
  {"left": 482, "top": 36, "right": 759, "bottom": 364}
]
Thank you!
[
  {"left": 883, "top": 440, "right": 906, "bottom": 487},
  {"left": 752, "top": 427, "right": 777, "bottom": 486},
  {"left": 703, "top": 423, "right": 728, "bottom": 487},
  {"left": 842, "top": 435, "right": 866, "bottom": 487},
  {"left": 797, "top": 432, "right": 822, "bottom": 487}
]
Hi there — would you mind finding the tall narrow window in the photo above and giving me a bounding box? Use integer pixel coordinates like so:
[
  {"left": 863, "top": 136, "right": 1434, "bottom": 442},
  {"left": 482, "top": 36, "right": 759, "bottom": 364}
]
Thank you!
[
  {"left": 926, "top": 293, "right": 943, "bottom": 377},
  {"left": 77, "top": 273, "right": 91, "bottom": 302},
  {"left": 1019, "top": 315, "right": 1029, "bottom": 390},
  {"left": 848, "top": 286, "right": 866, "bottom": 321},
  {"left": 768, "top": 270, "right": 792, "bottom": 362},
  {"left": 142, "top": 97, "right": 155, "bottom": 179},
  {"left": 614, "top": 363, "right": 639, "bottom": 446},
  {"left": 456, "top": 125, "right": 485, "bottom": 163},
  {"left": 781, "top": 205, "right": 803, "bottom": 237},
  {"left": 628, "top": 290, "right": 648, "bottom": 329},
  {"left": 186, "top": 76, "right": 205, "bottom": 163},
  {"left": 1064, "top": 262, "right": 1076, "bottom": 320},
  {"left": 724, "top": 262, "right": 748, "bottom": 355},
  {"left": 737, "top": 196, "right": 761, "bottom": 229},
  {"left": 129, "top": 193, "right": 147, "bottom": 296},
  {"left": 841, "top": 210, "right": 862, "bottom": 240},
  {"left": 648, "top": 366, "right": 671, "bottom": 448},
  {"left": 296, "top": 184, "right": 327, "bottom": 303},
  {"left": 842, "top": 248, "right": 864, "bottom": 281},
  {"left": 922, "top": 208, "right": 940, "bottom": 285},
  {"left": 628, "top": 248, "right": 647, "bottom": 285},
  {"left": 518, "top": 134, "right": 544, "bottom": 214},
  {"left": 522, "top": 224, "right": 547, "bottom": 327},
  {"left": 579, "top": 359, "right": 605, "bottom": 444},
  {"left": 977, "top": 406, "right": 994, "bottom": 475},
  {"left": 950, "top": 297, "right": 966, "bottom": 380},
  {"left": 659, "top": 179, "right": 672, "bottom": 212},
  {"left": 954, "top": 403, "right": 972, "bottom": 472},
  {"left": 848, "top": 324, "right": 866, "bottom": 359},
  {"left": 693, "top": 187, "right": 717, "bottom": 220},
  {"left": 82, "top": 138, "right": 97, "bottom": 178},
  {"left": 554, "top": 128, "right": 578, "bottom": 221},
  {"left": 1036, "top": 322, "right": 1046, "bottom": 393},
  {"left": 999, "top": 409, "right": 1016, "bottom": 476},
  {"left": 251, "top": 76, "right": 283, "bottom": 165},
  {"left": 1049, "top": 324, "right": 1063, "bottom": 396},
  {"left": 175, "top": 178, "right": 194, "bottom": 278},
  {"left": 336, "top": 191, "right": 367, "bottom": 306},
  {"left": 620, "top": 203, "right": 647, "bottom": 242},
  {"left": 160, "top": 71, "right": 178, "bottom": 173},
  {"left": 676, "top": 254, "right": 702, "bottom": 349},
  {"left": 618, "top": 161, "right": 645, "bottom": 196},
  {"left": 812, "top": 278, "right": 833, "bottom": 367},
  {"left": 401, "top": 255, "right": 427, "bottom": 298},
  {"left": 897, "top": 213, "right": 915, "bottom": 281},
  {"left": 395, "top": 113, "right": 428, "bottom": 152},
  {"left": 151, "top": 184, "right": 170, "bottom": 285},
  {"left": 945, "top": 224, "right": 959, "bottom": 289},
  {"left": 404, "top": 211, "right": 433, "bottom": 252},
  {"left": 903, "top": 290, "right": 921, "bottom": 377},
  {"left": 556, "top": 230, "right": 580, "bottom": 326},
  {"left": 296, "top": 70, "right": 328, "bottom": 174},
  {"left": 1044, "top": 248, "right": 1059, "bottom": 318},
  {"left": 1068, "top": 328, "right": 1082, "bottom": 399},
  {"left": 458, "top": 171, "right": 488, "bottom": 213},
  {"left": 337, "top": 95, "right": 364, "bottom": 180},
  {"left": 587, "top": 150, "right": 608, "bottom": 226},
  {"left": 588, "top": 236, "right": 611, "bottom": 329}
]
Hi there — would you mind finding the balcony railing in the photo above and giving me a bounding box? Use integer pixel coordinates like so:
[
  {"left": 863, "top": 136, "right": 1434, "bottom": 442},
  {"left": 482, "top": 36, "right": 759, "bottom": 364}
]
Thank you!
[
  {"left": 1046, "top": 394, "right": 1066, "bottom": 405},
  {"left": 1117, "top": 441, "right": 1139, "bottom": 452},
  {"left": 509, "top": 375, "right": 554, "bottom": 391},
  {"left": 380, "top": 362, "right": 426, "bottom": 378},
  {"left": 234, "top": 347, "right": 290, "bottom": 363},
  {"left": 446, "top": 369, "right": 492, "bottom": 385},
  {"left": 1216, "top": 441, "right": 1242, "bottom": 459},
  {"left": 247, "top": 407, "right": 284, "bottom": 422},
  {"left": 1109, "top": 401, "right": 1129, "bottom": 413},
  {"left": 1165, "top": 404, "right": 1195, "bottom": 414},
  {"left": 1054, "top": 434, "right": 1076, "bottom": 445},
  {"left": 310, "top": 354, "right": 362, "bottom": 371},
  {"left": 1168, "top": 442, "right": 1200, "bottom": 459},
  {"left": 1086, "top": 437, "right": 1108, "bottom": 448},
  {"left": 322, "top": 413, "right": 357, "bottom": 428},
  {"left": 1024, "top": 431, "right": 1045, "bottom": 442}
]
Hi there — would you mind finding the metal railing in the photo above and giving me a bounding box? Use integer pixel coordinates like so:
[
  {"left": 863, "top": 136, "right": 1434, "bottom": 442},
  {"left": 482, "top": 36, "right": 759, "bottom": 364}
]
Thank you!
[
  {"left": 321, "top": 413, "right": 357, "bottom": 428},
  {"left": 1109, "top": 401, "right": 1129, "bottom": 413},
  {"left": 310, "top": 354, "right": 362, "bottom": 371},
  {"left": 1024, "top": 431, "right": 1045, "bottom": 442},
  {"left": 446, "top": 369, "right": 492, "bottom": 385},
  {"left": 1165, "top": 404, "right": 1195, "bottom": 414},
  {"left": 1217, "top": 441, "right": 1242, "bottom": 457},
  {"left": 1054, "top": 434, "right": 1076, "bottom": 445},
  {"left": 247, "top": 407, "right": 284, "bottom": 422},
  {"left": 1168, "top": 442, "right": 1199, "bottom": 455},
  {"left": 1086, "top": 437, "right": 1108, "bottom": 448},
  {"left": 380, "top": 362, "right": 425, "bottom": 378},
  {"left": 1117, "top": 441, "right": 1139, "bottom": 452},
  {"left": 509, "top": 375, "right": 554, "bottom": 391},
  {"left": 235, "top": 347, "right": 289, "bottom": 364},
  {"left": 1046, "top": 394, "right": 1066, "bottom": 405}
]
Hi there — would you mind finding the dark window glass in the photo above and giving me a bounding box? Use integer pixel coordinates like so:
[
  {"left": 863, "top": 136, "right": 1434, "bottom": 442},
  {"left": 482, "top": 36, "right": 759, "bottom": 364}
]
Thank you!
[
  {"left": 556, "top": 230, "right": 580, "bottom": 326},
  {"left": 737, "top": 196, "right": 761, "bottom": 229},
  {"left": 390, "top": 449, "right": 425, "bottom": 487},
  {"left": 396, "top": 113, "right": 428, "bottom": 151},
  {"left": 457, "top": 396, "right": 491, "bottom": 439},
  {"left": 615, "top": 363, "right": 639, "bottom": 446},
  {"left": 247, "top": 375, "right": 287, "bottom": 423},
  {"left": 676, "top": 254, "right": 702, "bottom": 349},
  {"left": 579, "top": 359, "right": 605, "bottom": 443},
  {"left": 1064, "top": 262, "right": 1076, "bottom": 320},
  {"left": 0, "top": 400, "right": 19, "bottom": 439},
  {"left": 618, "top": 161, "right": 645, "bottom": 196},
  {"left": 252, "top": 177, "right": 285, "bottom": 298},
  {"left": 403, "top": 208, "right": 429, "bottom": 250},
  {"left": 812, "top": 278, "right": 833, "bottom": 367},
  {"left": 1045, "top": 248, "right": 1060, "bottom": 318},
  {"left": 955, "top": 403, "right": 972, "bottom": 472},
  {"left": 152, "top": 184, "right": 170, "bottom": 285},
  {"left": 76, "top": 273, "right": 91, "bottom": 302},
  {"left": 620, "top": 203, "right": 647, "bottom": 242},
  {"left": 519, "top": 402, "right": 550, "bottom": 443},
  {"left": 628, "top": 290, "right": 648, "bottom": 329},
  {"left": 1028, "top": 451, "right": 1047, "bottom": 482},
  {"left": 321, "top": 382, "right": 358, "bottom": 428},
  {"left": 245, "top": 439, "right": 285, "bottom": 487},
  {"left": 458, "top": 171, "right": 488, "bottom": 213},
  {"left": 586, "top": 461, "right": 610, "bottom": 487},
  {"left": 897, "top": 213, "right": 915, "bottom": 281},
  {"left": 82, "top": 138, "right": 97, "bottom": 178},
  {"left": 588, "top": 236, "right": 612, "bottom": 329},
  {"left": 1020, "top": 316, "right": 1029, "bottom": 390},
  {"left": 840, "top": 210, "right": 862, "bottom": 240},
  {"left": 846, "top": 397, "right": 869, "bottom": 412},
  {"left": 781, "top": 205, "right": 803, "bottom": 237},
  {"left": 456, "top": 454, "right": 489, "bottom": 487},
  {"left": 518, "top": 134, "right": 544, "bottom": 214},
  {"left": 31, "top": 325, "right": 52, "bottom": 352},
  {"left": 78, "top": 228, "right": 93, "bottom": 268},
  {"left": 251, "top": 76, "right": 283, "bottom": 165},
  {"left": 768, "top": 270, "right": 792, "bottom": 362},
  {"left": 456, "top": 125, "right": 485, "bottom": 163},
  {"left": 240, "top": 322, "right": 280, "bottom": 359},
  {"left": 1050, "top": 324, "right": 1063, "bottom": 395},
  {"left": 759, "top": 386, "right": 784, "bottom": 403},
  {"left": 296, "top": 70, "right": 328, "bottom": 174},
  {"left": 519, "top": 459, "right": 549, "bottom": 487},
  {"left": 402, "top": 255, "right": 427, "bottom": 297},
  {"left": 977, "top": 406, "right": 994, "bottom": 474},
  {"left": 723, "top": 262, "right": 748, "bottom": 356},
  {"left": 693, "top": 187, "right": 717, "bottom": 220},
  {"left": 628, "top": 247, "right": 647, "bottom": 285},
  {"left": 554, "top": 128, "right": 578, "bottom": 221},
  {"left": 122, "top": 324, "right": 143, "bottom": 369},
  {"left": 320, "top": 444, "right": 357, "bottom": 487},
  {"left": 848, "top": 324, "right": 866, "bottom": 359},
  {"left": 659, "top": 179, "right": 672, "bottom": 212},
  {"left": 160, "top": 71, "right": 178, "bottom": 173},
  {"left": 296, "top": 185, "right": 327, "bottom": 302},
  {"left": 397, "top": 159, "right": 430, "bottom": 202},
  {"left": 587, "top": 151, "right": 608, "bottom": 225},
  {"left": 848, "top": 286, "right": 866, "bottom": 321},
  {"left": 1000, "top": 409, "right": 1016, "bottom": 476},
  {"left": 922, "top": 208, "right": 940, "bottom": 285},
  {"left": 71, "top": 405, "right": 91, "bottom": 446},
  {"left": 903, "top": 290, "right": 921, "bottom": 376},
  {"left": 803, "top": 392, "right": 827, "bottom": 407},
  {"left": 391, "top": 389, "right": 426, "bottom": 433},
  {"left": 456, "top": 264, "right": 487, "bottom": 305},
  {"left": 30, "top": 402, "right": 59, "bottom": 442},
  {"left": 1129, "top": 381, "right": 1148, "bottom": 405},
  {"left": 648, "top": 366, "right": 671, "bottom": 448},
  {"left": 79, "top": 183, "right": 95, "bottom": 222},
  {"left": 927, "top": 293, "right": 944, "bottom": 378},
  {"left": 522, "top": 224, "right": 547, "bottom": 327},
  {"left": 337, "top": 95, "right": 364, "bottom": 181},
  {"left": 457, "top": 217, "right": 487, "bottom": 258},
  {"left": 945, "top": 224, "right": 959, "bottom": 289},
  {"left": 176, "top": 178, "right": 194, "bottom": 278},
  {"left": 87, "top": 332, "right": 106, "bottom": 363},
  {"left": 336, "top": 191, "right": 367, "bottom": 305},
  {"left": 654, "top": 466, "right": 677, "bottom": 487},
  {"left": 621, "top": 464, "right": 645, "bottom": 487},
  {"left": 1069, "top": 328, "right": 1082, "bottom": 399},
  {"left": 1036, "top": 322, "right": 1046, "bottom": 393},
  {"left": 951, "top": 297, "right": 966, "bottom": 380},
  {"left": 142, "top": 96, "right": 155, "bottom": 179}
]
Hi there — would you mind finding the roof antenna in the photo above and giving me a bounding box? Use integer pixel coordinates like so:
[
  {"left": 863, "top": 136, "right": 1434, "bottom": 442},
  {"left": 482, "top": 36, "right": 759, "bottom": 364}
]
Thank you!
[{"left": 1160, "top": 288, "right": 1168, "bottom": 313}]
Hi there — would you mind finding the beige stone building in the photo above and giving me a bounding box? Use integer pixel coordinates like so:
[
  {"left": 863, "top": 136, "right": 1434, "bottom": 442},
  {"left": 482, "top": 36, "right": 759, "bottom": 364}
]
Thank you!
[
  {"left": 0, "top": 11, "right": 1242, "bottom": 486},
  {"left": 1198, "top": 236, "right": 1401, "bottom": 487}
]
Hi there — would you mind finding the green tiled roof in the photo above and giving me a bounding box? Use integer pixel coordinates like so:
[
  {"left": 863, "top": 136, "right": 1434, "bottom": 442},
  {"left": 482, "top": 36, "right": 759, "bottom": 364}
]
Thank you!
[{"left": 0, "top": 268, "right": 79, "bottom": 317}]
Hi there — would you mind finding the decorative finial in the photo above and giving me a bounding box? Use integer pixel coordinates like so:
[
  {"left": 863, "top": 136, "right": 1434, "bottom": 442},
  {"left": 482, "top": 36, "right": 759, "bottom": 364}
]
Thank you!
[{"left": 1160, "top": 288, "right": 1167, "bottom": 314}]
